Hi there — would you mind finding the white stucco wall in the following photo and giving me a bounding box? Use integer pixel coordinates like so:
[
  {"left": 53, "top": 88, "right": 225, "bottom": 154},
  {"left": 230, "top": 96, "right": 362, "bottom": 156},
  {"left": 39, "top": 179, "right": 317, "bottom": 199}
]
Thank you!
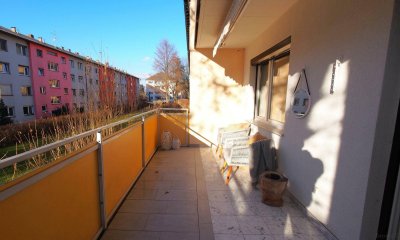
[{"left": 242, "top": 1, "right": 395, "bottom": 239}]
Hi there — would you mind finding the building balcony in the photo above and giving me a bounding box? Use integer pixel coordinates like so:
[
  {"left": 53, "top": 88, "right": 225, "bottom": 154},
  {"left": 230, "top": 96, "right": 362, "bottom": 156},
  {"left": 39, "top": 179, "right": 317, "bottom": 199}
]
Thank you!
[{"left": 0, "top": 108, "right": 333, "bottom": 240}]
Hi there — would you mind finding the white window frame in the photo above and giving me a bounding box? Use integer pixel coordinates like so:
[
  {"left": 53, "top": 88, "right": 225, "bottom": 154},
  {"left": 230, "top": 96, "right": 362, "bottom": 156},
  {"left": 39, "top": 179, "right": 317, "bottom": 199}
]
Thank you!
[
  {"left": 18, "top": 65, "right": 30, "bottom": 76},
  {"left": 16, "top": 43, "right": 28, "bottom": 56},
  {"left": 23, "top": 106, "right": 34, "bottom": 115},
  {"left": 48, "top": 62, "right": 59, "bottom": 72},
  {"left": 253, "top": 42, "right": 291, "bottom": 133},
  {"left": 20, "top": 86, "right": 32, "bottom": 96},
  {"left": 50, "top": 96, "right": 61, "bottom": 104},
  {"left": 49, "top": 79, "right": 60, "bottom": 88},
  {"left": 7, "top": 106, "right": 15, "bottom": 117},
  {"left": 0, "top": 62, "right": 10, "bottom": 74},
  {"left": 40, "top": 86, "right": 46, "bottom": 94}
]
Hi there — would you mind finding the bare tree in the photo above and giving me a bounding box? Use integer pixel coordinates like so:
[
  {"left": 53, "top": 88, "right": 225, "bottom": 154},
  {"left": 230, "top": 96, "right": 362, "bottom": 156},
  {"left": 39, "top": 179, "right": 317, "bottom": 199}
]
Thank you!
[{"left": 153, "top": 40, "right": 178, "bottom": 102}]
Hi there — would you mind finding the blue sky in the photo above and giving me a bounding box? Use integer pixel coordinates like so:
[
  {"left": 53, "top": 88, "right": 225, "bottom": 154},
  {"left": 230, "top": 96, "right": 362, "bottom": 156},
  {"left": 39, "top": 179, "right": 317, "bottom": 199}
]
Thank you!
[{"left": 0, "top": 0, "right": 187, "bottom": 79}]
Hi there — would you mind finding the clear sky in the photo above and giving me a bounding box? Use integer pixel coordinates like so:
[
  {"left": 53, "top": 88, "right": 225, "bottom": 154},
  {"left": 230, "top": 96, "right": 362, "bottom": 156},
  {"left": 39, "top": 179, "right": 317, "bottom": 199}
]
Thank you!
[{"left": 0, "top": 0, "right": 187, "bottom": 80}]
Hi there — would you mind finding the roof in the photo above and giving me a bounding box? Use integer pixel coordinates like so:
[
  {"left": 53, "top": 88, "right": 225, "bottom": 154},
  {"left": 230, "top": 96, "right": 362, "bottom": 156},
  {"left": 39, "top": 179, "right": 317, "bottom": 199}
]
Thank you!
[
  {"left": 0, "top": 26, "right": 139, "bottom": 79},
  {"left": 146, "top": 72, "right": 169, "bottom": 81}
]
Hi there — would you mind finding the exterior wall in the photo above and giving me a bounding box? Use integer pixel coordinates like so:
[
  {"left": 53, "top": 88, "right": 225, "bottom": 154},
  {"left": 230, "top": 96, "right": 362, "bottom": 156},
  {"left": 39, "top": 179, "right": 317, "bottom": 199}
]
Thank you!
[
  {"left": 126, "top": 75, "right": 137, "bottom": 110},
  {"left": 29, "top": 42, "right": 72, "bottom": 118},
  {"left": 189, "top": 0, "right": 396, "bottom": 239},
  {"left": 99, "top": 65, "right": 116, "bottom": 108},
  {"left": 189, "top": 48, "right": 253, "bottom": 144},
  {"left": 84, "top": 61, "right": 100, "bottom": 110},
  {"left": 0, "top": 32, "right": 35, "bottom": 122},
  {"left": 69, "top": 56, "right": 86, "bottom": 111}
]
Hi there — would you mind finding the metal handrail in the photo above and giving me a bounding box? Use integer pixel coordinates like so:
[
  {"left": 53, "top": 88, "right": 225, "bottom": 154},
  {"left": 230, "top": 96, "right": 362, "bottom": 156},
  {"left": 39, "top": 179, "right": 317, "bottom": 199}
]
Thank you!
[{"left": 0, "top": 108, "right": 185, "bottom": 169}]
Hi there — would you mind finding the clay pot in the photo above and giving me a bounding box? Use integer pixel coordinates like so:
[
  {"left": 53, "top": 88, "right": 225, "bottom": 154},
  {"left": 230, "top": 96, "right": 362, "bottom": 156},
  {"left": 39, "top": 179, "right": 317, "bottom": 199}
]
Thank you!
[{"left": 259, "top": 171, "right": 288, "bottom": 207}]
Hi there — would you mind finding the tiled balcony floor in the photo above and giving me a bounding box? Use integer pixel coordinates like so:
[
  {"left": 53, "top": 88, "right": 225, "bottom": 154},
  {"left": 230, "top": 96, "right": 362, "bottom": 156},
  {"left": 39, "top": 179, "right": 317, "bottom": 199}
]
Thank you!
[{"left": 102, "top": 147, "right": 331, "bottom": 240}]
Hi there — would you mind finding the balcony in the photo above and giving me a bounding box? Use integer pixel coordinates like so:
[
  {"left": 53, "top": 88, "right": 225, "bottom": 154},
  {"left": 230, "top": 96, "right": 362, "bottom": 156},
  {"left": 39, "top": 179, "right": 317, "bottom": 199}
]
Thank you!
[{"left": 0, "top": 109, "right": 332, "bottom": 240}]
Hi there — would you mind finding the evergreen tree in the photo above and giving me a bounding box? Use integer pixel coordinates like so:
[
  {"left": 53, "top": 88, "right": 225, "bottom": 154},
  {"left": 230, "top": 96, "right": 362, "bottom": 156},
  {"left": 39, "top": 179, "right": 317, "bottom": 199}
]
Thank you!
[{"left": 0, "top": 99, "right": 12, "bottom": 125}]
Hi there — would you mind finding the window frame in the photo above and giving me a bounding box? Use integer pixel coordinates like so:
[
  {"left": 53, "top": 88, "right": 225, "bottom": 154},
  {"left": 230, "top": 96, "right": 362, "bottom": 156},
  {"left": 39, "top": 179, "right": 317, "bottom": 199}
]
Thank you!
[
  {"left": 252, "top": 39, "right": 291, "bottom": 133},
  {"left": 18, "top": 65, "right": 30, "bottom": 76},
  {"left": 36, "top": 49, "right": 43, "bottom": 57},
  {"left": 20, "top": 86, "right": 32, "bottom": 96},
  {"left": 50, "top": 96, "right": 61, "bottom": 104},
  {"left": 49, "top": 79, "right": 60, "bottom": 88},
  {"left": 16, "top": 43, "right": 28, "bottom": 56},
  {"left": 40, "top": 86, "right": 46, "bottom": 95},
  {"left": 23, "top": 106, "right": 34, "bottom": 116},
  {"left": 0, "top": 38, "right": 7, "bottom": 52},
  {"left": 47, "top": 62, "right": 59, "bottom": 72},
  {"left": 0, "top": 62, "right": 10, "bottom": 74}
]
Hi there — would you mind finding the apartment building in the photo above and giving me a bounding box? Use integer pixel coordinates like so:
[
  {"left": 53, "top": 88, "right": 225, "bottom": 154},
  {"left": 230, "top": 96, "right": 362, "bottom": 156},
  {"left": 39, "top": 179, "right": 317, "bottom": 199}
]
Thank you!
[
  {"left": 0, "top": 26, "right": 140, "bottom": 122},
  {"left": 29, "top": 41, "right": 72, "bottom": 118},
  {"left": 69, "top": 55, "right": 86, "bottom": 112},
  {"left": 0, "top": 29, "right": 35, "bottom": 122}
]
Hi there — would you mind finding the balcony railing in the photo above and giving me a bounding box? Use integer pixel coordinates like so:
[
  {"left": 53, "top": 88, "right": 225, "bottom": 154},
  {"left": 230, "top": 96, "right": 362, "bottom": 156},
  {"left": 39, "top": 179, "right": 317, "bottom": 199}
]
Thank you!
[{"left": 0, "top": 108, "right": 189, "bottom": 239}]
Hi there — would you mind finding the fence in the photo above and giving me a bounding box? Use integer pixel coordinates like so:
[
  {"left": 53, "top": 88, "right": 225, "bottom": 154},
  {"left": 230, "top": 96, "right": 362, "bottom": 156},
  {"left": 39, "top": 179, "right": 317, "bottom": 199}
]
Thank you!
[{"left": 0, "top": 108, "right": 188, "bottom": 240}]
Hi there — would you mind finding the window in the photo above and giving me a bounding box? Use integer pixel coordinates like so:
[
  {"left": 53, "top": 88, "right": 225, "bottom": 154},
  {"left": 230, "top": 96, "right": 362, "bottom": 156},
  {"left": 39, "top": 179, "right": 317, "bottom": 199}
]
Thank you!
[
  {"left": 64, "top": 88, "right": 68, "bottom": 95},
  {"left": 71, "top": 74, "right": 75, "bottom": 81},
  {"left": 50, "top": 96, "right": 61, "bottom": 104},
  {"left": 36, "top": 49, "right": 43, "bottom": 57},
  {"left": 78, "top": 76, "right": 83, "bottom": 82},
  {"left": 0, "top": 62, "right": 10, "bottom": 73},
  {"left": 23, "top": 106, "right": 34, "bottom": 115},
  {"left": 42, "top": 105, "right": 47, "bottom": 112},
  {"left": 70, "top": 60, "right": 74, "bottom": 68},
  {"left": 40, "top": 86, "right": 46, "bottom": 94},
  {"left": 38, "top": 68, "right": 45, "bottom": 76},
  {"left": 254, "top": 43, "right": 290, "bottom": 124},
  {"left": 79, "top": 89, "right": 85, "bottom": 96},
  {"left": 16, "top": 43, "right": 28, "bottom": 56},
  {"left": 48, "top": 62, "right": 59, "bottom": 71},
  {"left": 20, "top": 86, "right": 32, "bottom": 96},
  {"left": 47, "top": 51, "right": 57, "bottom": 56},
  {"left": 7, "top": 107, "right": 14, "bottom": 117},
  {"left": 62, "top": 72, "right": 67, "bottom": 80},
  {"left": 94, "top": 68, "right": 98, "bottom": 73},
  {"left": 0, "top": 38, "right": 7, "bottom": 51},
  {"left": 61, "top": 57, "right": 66, "bottom": 64},
  {"left": 18, "top": 65, "right": 29, "bottom": 76},
  {"left": 78, "top": 62, "right": 83, "bottom": 70},
  {"left": 49, "top": 79, "right": 60, "bottom": 88},
  {"left": 89, "top": 78, "right": 93, "bottom": 84},
  {"left": 96, "top": 80, "right": 98, "bottom": 85},
  {"left": 0, "top": 84, "right": 13, "bottom": 96},
  {"left": 72, "top": 89, "right": 76, "bottom": 96}
]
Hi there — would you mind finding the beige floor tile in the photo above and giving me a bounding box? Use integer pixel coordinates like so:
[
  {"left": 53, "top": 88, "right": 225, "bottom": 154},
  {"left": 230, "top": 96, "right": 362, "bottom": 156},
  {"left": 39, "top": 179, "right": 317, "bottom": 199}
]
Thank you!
[{"left": 212, "top": 216, "right": 242, "bottom": 234}]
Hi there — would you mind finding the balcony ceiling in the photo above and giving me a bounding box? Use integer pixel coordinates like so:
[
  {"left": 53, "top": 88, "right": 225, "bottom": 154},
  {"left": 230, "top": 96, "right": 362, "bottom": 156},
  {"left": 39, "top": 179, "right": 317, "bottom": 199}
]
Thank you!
[{"left": 196, "top": 0, "right": 297, "bottom": 48}]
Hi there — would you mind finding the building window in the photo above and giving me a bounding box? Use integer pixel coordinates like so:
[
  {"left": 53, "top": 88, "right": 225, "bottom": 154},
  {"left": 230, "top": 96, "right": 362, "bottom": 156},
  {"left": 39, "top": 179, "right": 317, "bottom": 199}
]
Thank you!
[
  {"left": 7, "top": 106, "right": 14, "bottom": 116},
  {"left": 64, "top": 88, "right": 68, "bottom": 95},
  {"left": 50, "top": 96, "right": 61, "bottom": 104},
  {"left": 70, "top": 60, "right": 74, "bottom": 68},
  {"left": 16, "top": 43, "right": 28, "bottom": 56},
  {"left": 38, "top": 68, "right": 45, "bottom": 76},
  {"left": 0, "top": 84, "right": 13, "bottom": 96},
  {"left": 47, "top": 51, "right": 57, "bottom": 56},
  {"left": 63, "top": 72, "right": 67, "bottom": 80},
  {"left": 36, "top": 49, "right": 43, "bottom": 57},
  {"left": 254, "top": 43, "right": 290, "bottom": 124},
  {"left": 20, "top": 86, "right": 32, "bottom": 96},
  {"left": 71, "top": 74, "right": 75, "bottom": 81},
  {"left": 94, "top": 68, "right": 98, "bottom": 73},
  {"left": 49, "top": 79, "right": 60, "bottom": 88},
  {"left": 42, "top": 105, "right": 47, "bottom": 112},
  {"left": 78, "top": 76, "right": 83, "bottom": 82},
  {"left": 61, "top": 57, "right": 66, "bottom": 64},
  {"left": 89, "top": 78, "right": 93, "bottom": 84},
  {"left": 40, "top": 86, "right": 46, "bottom": 94},
  {"left": 23, "top": 106, "right": 34, "bottom": 115},
  {"left": 0, "top": 38, "right": 7, "bottom": 51},
  {"left": 18, "top": 65, "right": 30, "bottom": 76},
  {"left": 78, "top": 62, "right": 83, "bottom": 70},
  {"left": 72, "top": 88, "right": 76, "bottom": 96},
  {"left": 96, "top": 80, "right": 98, "bottom": 85},
  {"left": 79, "top": 89, "right": 85, "bottom": 96},
  {"left": 48, "top": 62, "right": 59, "bottom": 72},
  {"left": 0, "top": 62, "right": 10, "bottom": 74}
]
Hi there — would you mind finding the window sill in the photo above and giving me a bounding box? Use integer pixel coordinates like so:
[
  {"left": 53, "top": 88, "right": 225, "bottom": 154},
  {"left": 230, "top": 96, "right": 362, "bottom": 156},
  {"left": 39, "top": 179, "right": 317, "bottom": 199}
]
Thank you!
[{"left": 252, "top": 118, "right": 284, "bottom": 136}]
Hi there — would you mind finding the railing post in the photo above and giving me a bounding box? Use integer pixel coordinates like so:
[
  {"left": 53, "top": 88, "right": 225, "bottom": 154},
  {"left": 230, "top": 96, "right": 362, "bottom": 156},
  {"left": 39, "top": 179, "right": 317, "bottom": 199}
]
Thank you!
[
  {"left": 186, "top": 109, "right": 189, "bottom": 146},
  {"left": 96, "top": 130, "right": 107, "bottom": 230},
  {"left": 141, "top": 116, "right": 146, "bottom": 168}
]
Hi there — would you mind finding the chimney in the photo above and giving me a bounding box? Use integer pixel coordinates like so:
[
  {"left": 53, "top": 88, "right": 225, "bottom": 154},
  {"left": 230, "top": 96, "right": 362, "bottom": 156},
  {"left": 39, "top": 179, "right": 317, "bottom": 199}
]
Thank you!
[
  {"left": 61, "top": 47, "right": 64, "bottom": 50},
  {"left": 38, "top": 37, "right": 43, "bottom": 43},
  {"left": 68, "top": 49, "right": 71, "bottom": 52},
  {"left": 10, "top": 27, "right": 17, "bottom": 33},
  {"left": 28, "top": 34, "right": 34, "bottom": 38}
]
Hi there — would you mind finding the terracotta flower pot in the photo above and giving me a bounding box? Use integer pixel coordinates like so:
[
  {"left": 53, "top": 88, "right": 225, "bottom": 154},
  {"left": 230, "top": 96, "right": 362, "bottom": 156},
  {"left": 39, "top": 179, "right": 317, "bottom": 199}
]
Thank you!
[{"left": 259, "top": 171, "right": 288, "bottom": 207}]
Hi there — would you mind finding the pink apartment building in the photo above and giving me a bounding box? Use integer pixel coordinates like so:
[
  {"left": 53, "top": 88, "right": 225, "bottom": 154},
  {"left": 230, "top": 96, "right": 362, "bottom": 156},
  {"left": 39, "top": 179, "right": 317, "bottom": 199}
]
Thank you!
[{"left": 28, "top": 42, "right": 72, "bottom": 118}]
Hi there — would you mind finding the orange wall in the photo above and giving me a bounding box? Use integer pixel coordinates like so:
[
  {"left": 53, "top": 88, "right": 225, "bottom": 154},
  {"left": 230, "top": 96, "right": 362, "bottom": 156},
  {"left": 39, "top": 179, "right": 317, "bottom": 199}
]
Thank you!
[
  {"left": 103, "top": 124, "right": 143, "bottom": 217},
  {"left": 144, "top": 114, "right": 158, "bottom": 164},
  {"left": 0, "top": 151, "right": 101, "bottom": 240},
  {"left": 158, "top": 114, "right": 187, "bottom": 146}
]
